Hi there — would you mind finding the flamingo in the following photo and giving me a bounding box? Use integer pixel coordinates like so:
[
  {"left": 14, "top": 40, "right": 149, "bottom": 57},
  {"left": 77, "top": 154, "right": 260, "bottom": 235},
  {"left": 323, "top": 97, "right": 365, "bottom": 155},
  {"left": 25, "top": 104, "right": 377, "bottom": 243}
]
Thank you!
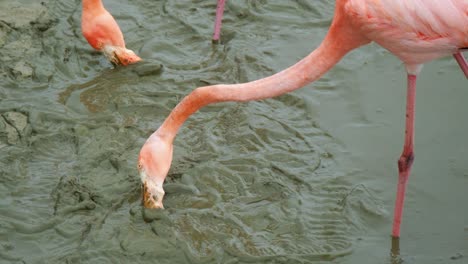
[
  {"left": 212, "top": 0, "right": 226, "bottom": 43},
  {"left": 138, "top": 0, "right": 468, "bottom": 238},
  {"left": 81, "top": 0, "right": 141, "bottom": 65}
]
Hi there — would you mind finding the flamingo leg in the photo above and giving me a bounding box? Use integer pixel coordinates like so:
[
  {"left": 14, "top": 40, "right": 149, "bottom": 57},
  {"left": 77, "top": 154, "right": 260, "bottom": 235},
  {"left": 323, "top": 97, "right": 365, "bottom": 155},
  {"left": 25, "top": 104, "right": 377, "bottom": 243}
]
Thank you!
[
  {"left": 392, "top": 74, "right": 417, "bottom": 238},
  {"left": 212, "top": 0, "right": 226, "bottom": 43},
  {"left": 453, "top": 52, "right": 468, "bottom": 78}
]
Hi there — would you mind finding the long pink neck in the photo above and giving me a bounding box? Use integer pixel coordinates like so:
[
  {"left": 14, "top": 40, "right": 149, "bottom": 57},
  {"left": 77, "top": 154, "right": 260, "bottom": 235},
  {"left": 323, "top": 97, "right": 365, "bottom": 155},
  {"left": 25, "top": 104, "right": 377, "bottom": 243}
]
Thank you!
[
  {"left": 82, "top": 0, "right": 104, "bottom": 11},
  {"left": 156, "top": 10, "right": 369, "bottom": 143}
]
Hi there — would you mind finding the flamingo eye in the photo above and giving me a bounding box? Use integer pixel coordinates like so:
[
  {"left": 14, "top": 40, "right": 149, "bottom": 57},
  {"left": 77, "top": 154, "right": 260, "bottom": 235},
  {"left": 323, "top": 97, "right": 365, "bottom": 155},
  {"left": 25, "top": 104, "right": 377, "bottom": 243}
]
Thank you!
[{"left": 137, "top": 162, "right": 143, "bottom": 170}]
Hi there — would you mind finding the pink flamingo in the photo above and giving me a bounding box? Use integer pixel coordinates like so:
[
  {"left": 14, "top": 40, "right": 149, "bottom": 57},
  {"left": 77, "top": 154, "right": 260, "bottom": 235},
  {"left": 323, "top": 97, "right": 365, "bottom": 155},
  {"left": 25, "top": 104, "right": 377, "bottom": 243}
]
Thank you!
[
  {"left": 138, "top": 0, "right": 468, "bottom": 238},
  {"left": 81, "top": 0, "right": 141, "bottom": 65},
  {"left": 212, "top": 0, "right": 226, "bottom": 43}
]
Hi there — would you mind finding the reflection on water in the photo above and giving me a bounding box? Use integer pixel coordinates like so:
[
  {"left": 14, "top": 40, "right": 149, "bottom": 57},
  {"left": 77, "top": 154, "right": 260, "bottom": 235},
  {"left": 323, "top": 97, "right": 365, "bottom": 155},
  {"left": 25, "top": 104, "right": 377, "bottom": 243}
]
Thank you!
[
  {"left": 1, "top": 0, "right": 467, "bottom": 263},
  {"left": 390, "top": 237, "right": 403, "bottom": 264}
]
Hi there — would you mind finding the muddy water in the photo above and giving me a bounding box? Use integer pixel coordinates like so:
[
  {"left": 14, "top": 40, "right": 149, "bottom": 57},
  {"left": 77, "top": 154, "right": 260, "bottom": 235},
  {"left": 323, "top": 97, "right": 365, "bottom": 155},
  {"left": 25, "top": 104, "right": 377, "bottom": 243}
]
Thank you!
[{"left": 0, "top": 0, "right": 466, "bottom": 263}]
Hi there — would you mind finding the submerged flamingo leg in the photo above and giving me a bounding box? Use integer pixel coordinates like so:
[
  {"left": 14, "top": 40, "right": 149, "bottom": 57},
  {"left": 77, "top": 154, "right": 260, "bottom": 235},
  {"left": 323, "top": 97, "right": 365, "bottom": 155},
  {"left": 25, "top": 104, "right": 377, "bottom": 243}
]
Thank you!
[
  {"left": 453, "top": 52, "right": 468, "bottom": 78},
  {"left": 212, "top": 0, "right": 226, "bottom": 43},
  {"left": 392, "top": 74, "right": 417, "bottom": 238}
]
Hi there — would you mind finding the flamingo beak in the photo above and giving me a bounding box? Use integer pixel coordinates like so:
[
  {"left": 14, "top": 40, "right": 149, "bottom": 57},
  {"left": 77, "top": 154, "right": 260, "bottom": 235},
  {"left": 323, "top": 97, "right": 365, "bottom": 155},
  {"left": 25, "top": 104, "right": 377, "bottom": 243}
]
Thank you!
[
  {"left": 113, "top": 47, "right": 141, "bottom": 66},
  {"left": 102, "top": 45, "right": 141, "bottom": 66},
  {"left": 142, "top": 182, "right": 165, "bottom": 209}
]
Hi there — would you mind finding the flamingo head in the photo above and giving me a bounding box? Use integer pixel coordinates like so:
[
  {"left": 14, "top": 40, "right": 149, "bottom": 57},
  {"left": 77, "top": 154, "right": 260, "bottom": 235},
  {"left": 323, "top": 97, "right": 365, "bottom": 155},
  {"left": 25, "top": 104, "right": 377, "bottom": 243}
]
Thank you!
[
  {"left": 138, "top": 133, "right": 173, "bottom": 209},
  {"left": 102, "top": 45, "right": 142, "bottom": 66}
]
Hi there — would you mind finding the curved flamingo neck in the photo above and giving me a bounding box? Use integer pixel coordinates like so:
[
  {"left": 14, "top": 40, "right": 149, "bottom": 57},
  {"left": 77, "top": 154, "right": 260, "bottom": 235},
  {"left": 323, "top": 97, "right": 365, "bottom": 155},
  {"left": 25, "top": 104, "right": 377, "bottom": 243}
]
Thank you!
[
  {"left": 156, "top": 7, "right": 370, "bottom": 143},
  {"left": 82, "top": 0, "right": 104, "bottom": 11}
]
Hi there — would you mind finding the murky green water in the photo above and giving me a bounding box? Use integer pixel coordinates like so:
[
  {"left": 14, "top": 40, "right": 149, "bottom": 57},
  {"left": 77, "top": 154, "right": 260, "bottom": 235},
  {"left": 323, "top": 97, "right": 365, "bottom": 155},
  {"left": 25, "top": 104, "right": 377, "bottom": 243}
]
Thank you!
[{"left": 0, "top": 0, "right": 467, "bottom": 263}]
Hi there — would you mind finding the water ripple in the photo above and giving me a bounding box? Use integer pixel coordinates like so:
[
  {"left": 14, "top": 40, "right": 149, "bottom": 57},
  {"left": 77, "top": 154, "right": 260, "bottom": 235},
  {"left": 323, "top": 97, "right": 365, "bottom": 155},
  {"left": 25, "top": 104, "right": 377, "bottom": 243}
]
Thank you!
[{"left": 0, "top": 0, "right": 388, "bottom": 263}]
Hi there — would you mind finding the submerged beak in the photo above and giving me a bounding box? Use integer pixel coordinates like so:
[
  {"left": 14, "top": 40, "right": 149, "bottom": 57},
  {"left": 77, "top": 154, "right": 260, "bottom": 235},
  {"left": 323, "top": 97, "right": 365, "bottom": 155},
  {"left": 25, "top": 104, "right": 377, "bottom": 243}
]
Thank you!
[
  {"left": 142, "top": 182, "right": 165, "bottom": 209},
  {"left": 103, "top": 45, "right": 142, "bottom": 66},
  {"left": 114, "top": 48, "right": 142, "bottom": 66}
]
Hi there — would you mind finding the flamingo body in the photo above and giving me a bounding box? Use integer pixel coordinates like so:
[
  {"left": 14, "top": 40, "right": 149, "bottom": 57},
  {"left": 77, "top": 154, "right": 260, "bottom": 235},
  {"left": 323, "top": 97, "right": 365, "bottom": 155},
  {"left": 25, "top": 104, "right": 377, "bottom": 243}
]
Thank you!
[
  {"left": 347, "top": 0, "right": 468, "bottom": 67},
  {"left": 81, "top": 0, "right": 141, "bottom": 65},
  {"left": 139, "top": 0, "right": 467, "bottom": 238}
]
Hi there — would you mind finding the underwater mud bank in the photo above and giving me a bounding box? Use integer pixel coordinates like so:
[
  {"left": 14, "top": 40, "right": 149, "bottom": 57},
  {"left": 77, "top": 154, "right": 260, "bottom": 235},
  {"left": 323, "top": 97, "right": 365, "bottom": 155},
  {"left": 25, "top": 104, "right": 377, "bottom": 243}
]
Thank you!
[{"left": 0, "top": 1, "right": 56, "bottom": 82}]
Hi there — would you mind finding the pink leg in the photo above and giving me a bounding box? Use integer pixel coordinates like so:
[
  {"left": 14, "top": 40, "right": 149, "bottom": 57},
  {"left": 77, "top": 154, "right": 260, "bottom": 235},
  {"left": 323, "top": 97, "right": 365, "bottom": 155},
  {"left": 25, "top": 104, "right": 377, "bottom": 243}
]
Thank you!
[
  {"left": 212, "top": 0, "right": 226, "bottom": 43},
  {"left": 392, "top": 74, "right": 417, "bottom": 238},
  {"left": 453, "top": 52, "right": 468, "bottom": 78}
]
